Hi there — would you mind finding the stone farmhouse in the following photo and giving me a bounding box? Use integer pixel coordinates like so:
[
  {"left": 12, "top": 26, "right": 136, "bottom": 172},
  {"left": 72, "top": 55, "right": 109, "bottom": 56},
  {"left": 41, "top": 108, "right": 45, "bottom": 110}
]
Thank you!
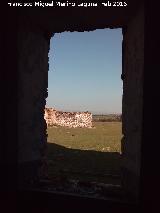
[{"left": 44, "top": 108, "right": 92, "bottom": 128}]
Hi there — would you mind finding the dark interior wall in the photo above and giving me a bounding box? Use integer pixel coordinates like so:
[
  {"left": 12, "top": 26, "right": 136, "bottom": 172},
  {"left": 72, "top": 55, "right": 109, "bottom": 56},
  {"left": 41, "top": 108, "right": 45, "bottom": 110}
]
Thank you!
[
  {"left": 0, "top": 8, "right": 19, "bottom": 210},
  {"left": 121, "top": 5, "right": 144, "bottom": 199},
  {"left": 1, "top": 1, "right": 144, "bottom": 203},
  {"left": 3, "top": 2, "right": 160, "bottom": 212},
  {"left": 17, "top": 18, "right": 49, "bottom": 185}
]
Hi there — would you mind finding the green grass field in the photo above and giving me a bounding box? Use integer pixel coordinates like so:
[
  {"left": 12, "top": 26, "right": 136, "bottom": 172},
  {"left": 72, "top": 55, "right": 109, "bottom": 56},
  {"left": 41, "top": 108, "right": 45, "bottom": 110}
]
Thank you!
[{"left": 47, "top": 122, "right": 122, "bottom": 184}]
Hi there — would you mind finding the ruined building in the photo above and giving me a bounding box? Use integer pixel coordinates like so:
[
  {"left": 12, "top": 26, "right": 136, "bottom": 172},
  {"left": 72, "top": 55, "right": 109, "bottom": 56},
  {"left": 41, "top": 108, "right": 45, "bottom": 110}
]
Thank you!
[{"left": 44, "top": 108, "right": 92, "bottom": 128}]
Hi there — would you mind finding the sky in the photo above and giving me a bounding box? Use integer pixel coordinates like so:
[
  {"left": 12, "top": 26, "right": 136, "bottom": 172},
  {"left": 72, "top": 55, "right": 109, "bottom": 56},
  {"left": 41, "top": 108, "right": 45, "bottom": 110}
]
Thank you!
[{"left": 46, "top": 29, "right": 123, "bottom": 114}]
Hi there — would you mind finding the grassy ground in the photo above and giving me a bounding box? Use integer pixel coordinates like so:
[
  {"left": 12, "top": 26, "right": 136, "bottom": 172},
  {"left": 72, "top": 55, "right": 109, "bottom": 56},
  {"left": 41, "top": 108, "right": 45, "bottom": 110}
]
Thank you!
[
  {"left": 93, "top": 114, "right": 121, "bottom": 122},
  {"left": 47, "top": 122, "right": 122, "bottom": 184}
]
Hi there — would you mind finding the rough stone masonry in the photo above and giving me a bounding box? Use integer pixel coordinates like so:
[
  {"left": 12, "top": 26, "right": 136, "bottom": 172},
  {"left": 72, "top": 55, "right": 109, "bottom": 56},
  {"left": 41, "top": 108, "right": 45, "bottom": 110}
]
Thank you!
[{"left": 44, "top": 108, "right": 92, "bottom": 128}]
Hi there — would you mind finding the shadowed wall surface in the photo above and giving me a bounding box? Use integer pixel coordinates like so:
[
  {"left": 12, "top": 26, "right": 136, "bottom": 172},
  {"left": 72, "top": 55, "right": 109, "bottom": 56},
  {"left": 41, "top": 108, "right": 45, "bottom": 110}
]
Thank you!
[{"left": 2, "top": 1, "right": 144, "bottom": 205}]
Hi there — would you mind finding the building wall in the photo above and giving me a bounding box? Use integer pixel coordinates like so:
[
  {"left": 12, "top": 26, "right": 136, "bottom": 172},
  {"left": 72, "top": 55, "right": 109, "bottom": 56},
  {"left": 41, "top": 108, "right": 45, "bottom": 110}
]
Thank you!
[
  {"left": 121, "top": 5, "right": 144, "bottom": 200},
  {"left": 15, "top": 3, "right": 144, "bottom": 200},
  {"left": 45, "top": 108, "right": 92, "bottom": 128},
  {"left": 17, "top": 20, "right": 50, "bottom": 185}
]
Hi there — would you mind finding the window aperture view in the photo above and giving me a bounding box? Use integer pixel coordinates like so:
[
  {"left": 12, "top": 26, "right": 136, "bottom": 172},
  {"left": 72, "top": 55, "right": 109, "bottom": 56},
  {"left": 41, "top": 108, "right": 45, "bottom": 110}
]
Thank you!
[{"left": 45, "top": 29, "right": 123, "bottom": 197}]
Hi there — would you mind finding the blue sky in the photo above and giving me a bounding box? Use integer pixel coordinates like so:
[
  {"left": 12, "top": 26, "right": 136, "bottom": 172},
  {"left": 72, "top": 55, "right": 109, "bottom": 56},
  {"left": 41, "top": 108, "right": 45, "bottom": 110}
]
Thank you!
[{"left": 46, "top": 29, "right": 122, "bottom": 114}]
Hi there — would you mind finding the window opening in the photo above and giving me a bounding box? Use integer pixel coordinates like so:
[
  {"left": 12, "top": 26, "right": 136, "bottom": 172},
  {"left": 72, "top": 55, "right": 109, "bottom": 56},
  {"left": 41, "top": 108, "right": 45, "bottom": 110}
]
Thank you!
[{"left": 45, "top": 29, "right": 123, "bottom": 198}]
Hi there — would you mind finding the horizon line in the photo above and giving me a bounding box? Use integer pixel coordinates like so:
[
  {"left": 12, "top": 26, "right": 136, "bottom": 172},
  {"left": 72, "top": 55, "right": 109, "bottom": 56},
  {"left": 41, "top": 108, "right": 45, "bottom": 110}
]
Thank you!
[{"left": 45, "top": 106, "right": 121, "bottom": 115}]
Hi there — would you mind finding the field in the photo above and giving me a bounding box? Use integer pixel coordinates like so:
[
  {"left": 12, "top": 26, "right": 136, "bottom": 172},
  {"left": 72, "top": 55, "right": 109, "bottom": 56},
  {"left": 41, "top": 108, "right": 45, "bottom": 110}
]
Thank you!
[
  {"left": 47, "top": 121, "right": 122, "bottom": 185},
  {"left": 92, "top": 114, "right": 121, "bottom": 122}
]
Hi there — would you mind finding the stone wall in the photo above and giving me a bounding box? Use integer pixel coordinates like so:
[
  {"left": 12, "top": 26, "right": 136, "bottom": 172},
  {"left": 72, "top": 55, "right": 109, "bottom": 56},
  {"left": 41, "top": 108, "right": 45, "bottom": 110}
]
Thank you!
[
  {"left": 44, "top": 108, "right": 92, "bottom": 128},
  {"left": 12, "top": 2, "right": 144, "bottom": 200},
  {"left": 121, "top": 5, "right": 144, "bottom": 200},
  {"left": 17, "top": 18, "right": 50, "bottom": 185}
]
